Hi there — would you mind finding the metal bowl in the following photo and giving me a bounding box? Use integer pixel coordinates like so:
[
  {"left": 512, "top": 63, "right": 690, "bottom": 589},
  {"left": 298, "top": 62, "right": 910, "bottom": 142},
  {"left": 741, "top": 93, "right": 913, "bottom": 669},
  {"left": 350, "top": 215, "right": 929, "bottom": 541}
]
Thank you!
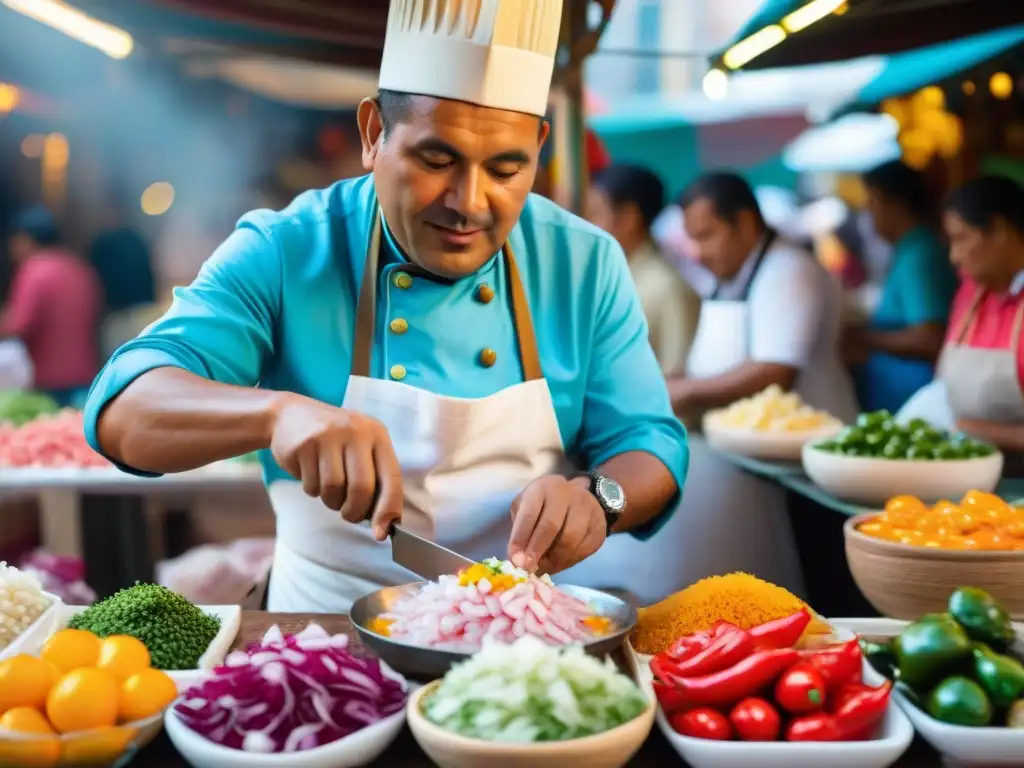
[{"left": 350, "top": 582, "right": 638, "bottom": 681}]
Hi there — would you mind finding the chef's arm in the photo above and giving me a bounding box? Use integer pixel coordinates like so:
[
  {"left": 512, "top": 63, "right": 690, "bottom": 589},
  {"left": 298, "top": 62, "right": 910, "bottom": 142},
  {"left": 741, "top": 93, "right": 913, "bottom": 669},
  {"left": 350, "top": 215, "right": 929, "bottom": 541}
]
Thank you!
[
  {"left": 575, "top": 238, "right": 689, "bottom": 539},
  {"left": 668, "top": 361, "right": 797, "bottom": 412},
  {"left": 574, "top": 451, "right": 676, "bottom": 532},
  {"left": 863, "top": 322, "right": 946, "bottom": 361},
  {"left": 84, "top": 219, "right": 282, "bottom": 475},
  {"left": 957, "top": 417, "right": 1024, "bottom": 452}
]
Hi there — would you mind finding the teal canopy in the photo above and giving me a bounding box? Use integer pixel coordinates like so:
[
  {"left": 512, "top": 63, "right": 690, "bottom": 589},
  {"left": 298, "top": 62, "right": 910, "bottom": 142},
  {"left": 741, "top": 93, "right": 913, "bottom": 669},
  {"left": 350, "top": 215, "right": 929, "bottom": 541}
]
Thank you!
[{"left": 855, "top": 25, "right": 1024, "bottom": 105}]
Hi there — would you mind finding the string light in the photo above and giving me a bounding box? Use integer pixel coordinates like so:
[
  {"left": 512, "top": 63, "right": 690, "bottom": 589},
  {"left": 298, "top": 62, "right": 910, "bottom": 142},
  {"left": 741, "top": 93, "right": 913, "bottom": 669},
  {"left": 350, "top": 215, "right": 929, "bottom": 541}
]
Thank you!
[
  {"left": 0, "top": 83, "right": 19, "bottom": 113},
  {"left": 990, "top": 72, "right": 1013, "bottom": 100},
  {"left": 2, "top": 0, "right": 133, "bottom": 59},
  {"left": 702, "top": 68, "right": 729, "bottom": 101},
  {"left": 141, "top": 182, "right": 175, "bottom": 216}
]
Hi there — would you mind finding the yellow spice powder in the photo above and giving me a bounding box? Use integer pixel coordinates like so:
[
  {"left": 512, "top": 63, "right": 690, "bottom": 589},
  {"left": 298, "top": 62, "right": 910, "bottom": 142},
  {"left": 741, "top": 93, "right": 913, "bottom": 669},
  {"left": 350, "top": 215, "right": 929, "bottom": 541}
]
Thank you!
[{"left": 631, "top": 572, "right": 831, "bottom": 655}]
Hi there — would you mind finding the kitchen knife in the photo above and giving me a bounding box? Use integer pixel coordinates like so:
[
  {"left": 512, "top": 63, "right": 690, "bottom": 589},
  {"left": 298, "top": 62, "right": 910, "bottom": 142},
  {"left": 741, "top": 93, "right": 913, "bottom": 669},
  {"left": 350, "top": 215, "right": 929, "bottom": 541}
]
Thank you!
[{"left": 389, "top": 524, "right": 475, "bottom": 582}]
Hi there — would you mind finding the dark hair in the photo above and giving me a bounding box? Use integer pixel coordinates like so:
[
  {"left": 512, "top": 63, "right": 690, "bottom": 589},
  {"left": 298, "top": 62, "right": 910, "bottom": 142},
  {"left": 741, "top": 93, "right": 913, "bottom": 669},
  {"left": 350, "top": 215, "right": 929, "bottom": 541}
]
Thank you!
[
  {"left": 376, "top": 89, "right": 417, "bottom": 138},
  {"left": 944, "top": 175, "right": 1024, "bottom": 234},
  {"left": 11, "top": 206, "right": 60, "bottom": 247},
  {"left": 862, "top": 160, "right": 932, "bottom": 219},
  {"left": 679, "top": 171, "right": 764, "bottom": 226},
  {"left": 593, "top": 164, "right": 665, "bottom": 229}
]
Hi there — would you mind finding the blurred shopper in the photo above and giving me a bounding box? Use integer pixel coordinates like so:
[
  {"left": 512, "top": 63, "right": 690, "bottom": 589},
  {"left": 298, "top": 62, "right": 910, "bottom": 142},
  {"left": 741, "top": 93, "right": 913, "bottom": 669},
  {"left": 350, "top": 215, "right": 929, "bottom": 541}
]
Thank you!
[
  {"left": 847, "top": 161, "right": 959, "bottom": 413},
  {"left": 904, "top": 176, "right": 1024, "bottom": 456},
  {"left": 587, "top": 165, "right": 701, "bottom": 375},
  {"left": 88, "top": 193, "right": 157, "bottom": 358},
  {"left": 1, "top": 207, "right": 101, "bottom": 405},
  {"left": 653, "top": 172, "right": 857, "bottom": 599}
]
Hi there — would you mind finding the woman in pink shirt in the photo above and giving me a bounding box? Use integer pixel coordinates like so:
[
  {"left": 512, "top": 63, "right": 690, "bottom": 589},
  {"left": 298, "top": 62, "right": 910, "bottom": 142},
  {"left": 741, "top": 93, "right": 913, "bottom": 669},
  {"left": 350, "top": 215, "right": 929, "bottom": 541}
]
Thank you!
[
  {"left": 938, "top": 177, "right": 1024, "bottom": 457},
  {"left": 1, "top": 207, "right": 101, "bottom": 405}
]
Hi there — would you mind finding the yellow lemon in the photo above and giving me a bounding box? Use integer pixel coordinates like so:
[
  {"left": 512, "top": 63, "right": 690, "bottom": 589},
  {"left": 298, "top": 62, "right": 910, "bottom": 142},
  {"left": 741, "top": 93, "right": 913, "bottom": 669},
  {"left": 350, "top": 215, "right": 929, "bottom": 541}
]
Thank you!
[
  {"left": 96, "top": 635, "right": 151, "bottom": 682},
  {"left": 40, "top": 629, "right": 101, "bottom": 674},
  {"left": 119, "top": 668, "right": 178, "bottom": 723},
  {"left": 45, "top": 669, "right": 118, "bottom": 734},
  {"left": 0, "top": 655, "right": 60, "bottom": 712}
]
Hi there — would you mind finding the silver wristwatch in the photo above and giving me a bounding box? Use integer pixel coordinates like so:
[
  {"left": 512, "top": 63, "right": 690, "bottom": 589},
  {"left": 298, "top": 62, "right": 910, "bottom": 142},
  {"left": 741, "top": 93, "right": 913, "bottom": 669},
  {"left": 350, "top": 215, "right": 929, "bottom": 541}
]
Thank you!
[{"left": 589, "top": 473, "right": 626, "bottom": 534}]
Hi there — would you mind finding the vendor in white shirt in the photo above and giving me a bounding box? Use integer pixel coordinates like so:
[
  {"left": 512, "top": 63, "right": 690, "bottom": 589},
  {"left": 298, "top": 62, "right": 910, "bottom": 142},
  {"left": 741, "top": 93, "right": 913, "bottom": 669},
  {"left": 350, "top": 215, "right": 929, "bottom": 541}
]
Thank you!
[{"left": 665, "top": 173, "right": 857, "bottom": 598}]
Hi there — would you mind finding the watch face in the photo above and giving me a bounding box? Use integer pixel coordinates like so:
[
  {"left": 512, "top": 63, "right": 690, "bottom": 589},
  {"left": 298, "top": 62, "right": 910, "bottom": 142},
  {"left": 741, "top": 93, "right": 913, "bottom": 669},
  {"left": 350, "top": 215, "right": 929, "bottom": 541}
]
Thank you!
[{"left": 597, "top": 476, "right": 626, "bottom": 511}]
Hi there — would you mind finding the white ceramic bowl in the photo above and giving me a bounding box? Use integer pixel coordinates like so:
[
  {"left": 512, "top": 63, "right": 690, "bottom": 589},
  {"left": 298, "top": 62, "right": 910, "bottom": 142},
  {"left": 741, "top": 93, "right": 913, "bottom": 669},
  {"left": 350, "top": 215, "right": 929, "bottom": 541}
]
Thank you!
[
  {"left": 164, "top": 704, "right": 407, "bottom": 768},
  {"left": 632, "top": 630, "right": 914, "bottom": 768},
  {"left": 830, "top": 618, "right": 1024, "bottom": 767},
  {"left": 703, "top": 421, "right": 843, "bottom": 462},
  {"left": 801, "top": 442, "right": 1003, "bottom": 506}
]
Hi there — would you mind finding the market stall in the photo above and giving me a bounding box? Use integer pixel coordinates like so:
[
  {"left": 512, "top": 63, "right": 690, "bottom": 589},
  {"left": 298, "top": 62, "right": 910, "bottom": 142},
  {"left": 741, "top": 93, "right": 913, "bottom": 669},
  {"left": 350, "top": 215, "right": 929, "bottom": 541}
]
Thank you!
[{"left": 0, "top": 402, "right": 262, "bottom": 597}]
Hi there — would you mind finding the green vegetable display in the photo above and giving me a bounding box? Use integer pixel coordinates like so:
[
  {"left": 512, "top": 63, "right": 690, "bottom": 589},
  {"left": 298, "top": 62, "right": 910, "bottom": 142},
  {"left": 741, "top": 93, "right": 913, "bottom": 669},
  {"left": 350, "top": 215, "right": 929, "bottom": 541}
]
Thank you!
[
  {"left": 815, "top": 411, "right": 995, "bottom": 460},
  {"left": 926, "top": 676, "right": 993, "bottom": 727},
  {"left": 67, "top": 583, "right": 220, "bottom": 670},
  {"left": 0, "top": 389, "right": 60, "bottom": 426},
  {"left": 973, "top": 645, "right": 1024, "bottom": 708},
  {"left": 880, "top": 587, "right": 1024, "bottom": 728},
  {"left": 893, "top": 613, "right": 971, "bottom": 689},
  {"left": 949, "top": 587, "right": 1016, "bottom": 650}
]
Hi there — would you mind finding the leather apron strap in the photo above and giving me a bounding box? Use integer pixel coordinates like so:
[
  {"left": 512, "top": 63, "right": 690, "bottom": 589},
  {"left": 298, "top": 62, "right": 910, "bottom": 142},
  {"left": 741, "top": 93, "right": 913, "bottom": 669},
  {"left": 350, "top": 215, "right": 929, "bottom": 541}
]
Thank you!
[{"left": 351, "top": 203, "right": 543, "bottom": 381}]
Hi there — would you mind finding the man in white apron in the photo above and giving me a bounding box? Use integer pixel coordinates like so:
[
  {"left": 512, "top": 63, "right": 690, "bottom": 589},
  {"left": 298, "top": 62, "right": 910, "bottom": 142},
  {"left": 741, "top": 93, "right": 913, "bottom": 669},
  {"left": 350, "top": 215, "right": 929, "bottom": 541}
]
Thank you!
[
  {"left": 591, "top": 173, "right": 856, "bottom": 603},
  {"left": 82, "top": 0, "right": 688, "bottom": 613}
]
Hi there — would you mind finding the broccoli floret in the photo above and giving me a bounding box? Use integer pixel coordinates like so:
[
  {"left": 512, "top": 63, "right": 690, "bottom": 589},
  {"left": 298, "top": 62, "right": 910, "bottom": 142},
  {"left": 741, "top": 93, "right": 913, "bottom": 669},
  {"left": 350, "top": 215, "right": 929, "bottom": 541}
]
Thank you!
[{"left": 67, "top": 583, "right": 220, "bottom": 670}]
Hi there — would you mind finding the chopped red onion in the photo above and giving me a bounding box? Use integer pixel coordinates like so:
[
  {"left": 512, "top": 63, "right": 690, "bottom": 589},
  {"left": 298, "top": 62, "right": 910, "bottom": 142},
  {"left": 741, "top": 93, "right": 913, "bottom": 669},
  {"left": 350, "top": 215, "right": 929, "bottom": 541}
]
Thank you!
[{"left": 174, "top": 623, "right": 407, "bottom": 753}]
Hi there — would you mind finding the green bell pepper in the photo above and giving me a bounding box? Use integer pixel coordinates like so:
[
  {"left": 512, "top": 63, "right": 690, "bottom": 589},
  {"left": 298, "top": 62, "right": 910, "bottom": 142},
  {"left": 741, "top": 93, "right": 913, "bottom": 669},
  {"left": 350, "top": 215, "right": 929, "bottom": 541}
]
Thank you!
[
  {"left": 926, "top": 676, "right": 993, "bottom": 727},
  {"left": 860, "top": 639, "right": 899, "bottom": 680},
  {"left": 972, "top": 644, "right": 1024, "bottom": 708},
  {"left": 948, "top": 587, "right": 1015, "bottom": 650},
  {"left": 893, "top": 615, "right": 972, "bottom": 689}
]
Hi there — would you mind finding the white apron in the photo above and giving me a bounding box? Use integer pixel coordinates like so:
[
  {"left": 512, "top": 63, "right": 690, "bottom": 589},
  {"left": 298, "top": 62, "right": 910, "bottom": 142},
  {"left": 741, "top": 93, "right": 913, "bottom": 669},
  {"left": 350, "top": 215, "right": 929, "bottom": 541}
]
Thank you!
[
  {"left": 559, "top": 234, "right": 808, "bottom": 604},
  {"left": 264, "top": 203, "right": 573, "bottom": 613}
]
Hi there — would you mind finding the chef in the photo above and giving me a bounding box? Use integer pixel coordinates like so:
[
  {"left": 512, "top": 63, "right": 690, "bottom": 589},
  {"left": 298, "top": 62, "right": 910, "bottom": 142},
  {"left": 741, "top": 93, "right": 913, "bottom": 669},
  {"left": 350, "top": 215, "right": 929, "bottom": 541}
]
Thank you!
[
  {"left": 82, "top": 0, "right": 688, "bottom": 613},
  {"left": 664, "top": 172, "right": 858, "bottom": 598},
  {"left": 903, "top": 176, "right": 1024, "bottom": 459}
]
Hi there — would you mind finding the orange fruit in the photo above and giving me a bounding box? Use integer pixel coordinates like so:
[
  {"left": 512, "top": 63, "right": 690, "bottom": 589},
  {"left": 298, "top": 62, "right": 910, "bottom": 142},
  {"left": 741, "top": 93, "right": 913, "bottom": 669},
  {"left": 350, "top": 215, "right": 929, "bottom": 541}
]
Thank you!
[
  {"left": 0, "top": 708, "right": 54, "bottom": 735},
  {"left": 59, "top": 726, "right": 135, "bottom": 766},
  {"left": 40, "top": 629, "right": 101, "bottom": 674},
  {"left": 0, "top": 707, "right": 59, "bottom": 768},
  {"left": 0, "top": 655, "right": 60, "bottom": 712},
  {"left": 118, "top": 668, "right": 178, "bottom": 723},
  {"left": 96, "top": 636, "right": 151, "bottom": 682},
  {"left": 45, "top": 669, "right": 118, "bottom": 734}
]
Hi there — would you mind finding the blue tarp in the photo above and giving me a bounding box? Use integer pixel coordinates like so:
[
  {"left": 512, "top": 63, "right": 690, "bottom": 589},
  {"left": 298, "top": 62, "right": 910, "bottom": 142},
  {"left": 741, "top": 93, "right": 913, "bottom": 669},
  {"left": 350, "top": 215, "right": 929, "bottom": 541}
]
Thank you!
[{"left": 855, "top": 25, "right": 1024, "bottom": 105}]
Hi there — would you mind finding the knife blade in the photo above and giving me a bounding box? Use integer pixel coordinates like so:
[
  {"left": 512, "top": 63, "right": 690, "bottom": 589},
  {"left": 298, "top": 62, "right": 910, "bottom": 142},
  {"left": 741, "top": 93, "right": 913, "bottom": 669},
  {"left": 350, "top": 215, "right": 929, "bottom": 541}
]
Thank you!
[{"left": 389, "top": 524, "right": 475, "bottom": 582}]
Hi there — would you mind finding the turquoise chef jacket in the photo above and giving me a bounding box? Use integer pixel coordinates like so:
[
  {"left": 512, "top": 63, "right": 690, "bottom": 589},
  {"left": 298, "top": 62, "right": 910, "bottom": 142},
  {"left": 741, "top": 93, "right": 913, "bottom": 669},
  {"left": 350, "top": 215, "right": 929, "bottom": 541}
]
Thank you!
[
  {"left": 854, "top": 225, "right": 958, "bottom": 413},
  {"left": 83, "top": 174, "right": 689, "bottom": 538}
]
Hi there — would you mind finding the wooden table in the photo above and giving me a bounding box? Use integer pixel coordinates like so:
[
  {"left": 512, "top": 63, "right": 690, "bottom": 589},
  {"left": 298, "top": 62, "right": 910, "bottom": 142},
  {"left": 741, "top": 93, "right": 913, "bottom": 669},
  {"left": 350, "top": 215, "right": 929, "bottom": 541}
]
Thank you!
[{"left": 138, "top": 611, "right": 945, "bottom": 766}]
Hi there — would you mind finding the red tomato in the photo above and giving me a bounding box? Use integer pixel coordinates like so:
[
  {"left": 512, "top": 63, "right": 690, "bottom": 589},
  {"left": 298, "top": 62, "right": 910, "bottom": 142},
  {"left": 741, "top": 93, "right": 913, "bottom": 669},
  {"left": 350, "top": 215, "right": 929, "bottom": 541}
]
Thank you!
[
  {"left": 729, "top": 697, "right": 782, "bottom": 741},
  {"left": 670, "top": 707, "right": 733, "bottom": 740},
  {"left": 775, "top": 661, "right": 827, "bottom": 714}
]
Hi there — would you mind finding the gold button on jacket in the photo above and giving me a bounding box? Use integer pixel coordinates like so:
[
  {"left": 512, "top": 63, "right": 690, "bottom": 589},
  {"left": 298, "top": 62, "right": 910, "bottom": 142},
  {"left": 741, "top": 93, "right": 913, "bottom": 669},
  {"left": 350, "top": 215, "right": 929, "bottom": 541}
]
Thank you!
[
  {"left": 475, "top": 284, "right": 495, "bottom": 304},
  {"left": 389, "top": 364, "right": 407, "bottom": 380},
  {"left": 389, "top": 318, "right": 409, "bottom": 334},
  {"left": 478, "top": 348, "right": 497, "bottom": 368},
  {"left": 393, "top": 272, "right": 413, "bottom": 289}
]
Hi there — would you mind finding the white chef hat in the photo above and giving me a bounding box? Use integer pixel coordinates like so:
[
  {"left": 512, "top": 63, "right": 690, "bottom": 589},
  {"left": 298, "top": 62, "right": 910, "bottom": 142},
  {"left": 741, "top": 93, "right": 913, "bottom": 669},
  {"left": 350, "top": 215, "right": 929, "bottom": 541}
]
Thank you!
[{"left": 379, "top": 0, "right": 563, "bottom": 117}]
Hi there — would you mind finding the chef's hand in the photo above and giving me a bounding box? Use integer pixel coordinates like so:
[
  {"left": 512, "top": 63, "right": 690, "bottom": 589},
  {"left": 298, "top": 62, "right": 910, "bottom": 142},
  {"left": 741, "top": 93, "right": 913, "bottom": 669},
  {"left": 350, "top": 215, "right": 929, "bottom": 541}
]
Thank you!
[
  {"left": 508, "top": 475, "right": 606, "bottom": 575},
  {"left": 269, "top": 394, "right": 403, "bottom": 540}
]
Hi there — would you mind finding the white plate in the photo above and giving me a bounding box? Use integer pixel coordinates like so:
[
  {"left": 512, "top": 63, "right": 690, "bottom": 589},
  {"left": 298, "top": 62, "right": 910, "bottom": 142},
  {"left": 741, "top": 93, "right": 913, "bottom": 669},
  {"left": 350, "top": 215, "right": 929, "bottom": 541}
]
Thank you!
[
  {"left": 8, "top": 601, "right": 241, "bottom": 685},
  {"left": 0, "top": 591, "right": 63, "bottom": 661},
  {"left": 704, "top": 421, "right": 842, "bottom": 462},
  {"left": 629, "top": 630, "right": 914, "bottom": 768},
  {"left": 833, "top": 618, "right": 1024, "bottom": 767},
  {"left": 801, "top": 443, "right": 1003, "bottom": 506},
  {"left": 165, "top": 686, "right": 408, "bottom": 767}
]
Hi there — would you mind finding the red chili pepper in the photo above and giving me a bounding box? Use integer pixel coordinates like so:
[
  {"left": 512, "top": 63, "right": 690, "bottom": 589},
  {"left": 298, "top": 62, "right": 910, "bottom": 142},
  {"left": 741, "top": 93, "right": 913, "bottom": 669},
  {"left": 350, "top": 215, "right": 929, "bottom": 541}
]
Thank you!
[
  {"left": 729, "top": 697, "right": 782, "bottom": 741},
  {"left": 801, "top": 639, "right": 863, "bottom": 692},
  {"left": 657, "top": 628, "right": 754, "bottom": 678},
  {"left": 786, "top": 681, "right": 892, "bottom": 742},
  {"left": 774, "top": 661, "right": 827, "bottom": 714},
  {"left": 653, "top": 680, "right": 688, "bottom": 714},
  {"left": 670, "top": 708, "right": 733, "bottom": 740},
  {"left": 828, "top": 681, "right": 873, "bottom": 713},
  {"left": 749, "top": 609, "right": 812, "bottom": 649},
  {"left": 659, "top": 648, "right": 800, "bottom": 708},
  {"left": 665, "top": 622, "right": 739, "bottom": 661}
]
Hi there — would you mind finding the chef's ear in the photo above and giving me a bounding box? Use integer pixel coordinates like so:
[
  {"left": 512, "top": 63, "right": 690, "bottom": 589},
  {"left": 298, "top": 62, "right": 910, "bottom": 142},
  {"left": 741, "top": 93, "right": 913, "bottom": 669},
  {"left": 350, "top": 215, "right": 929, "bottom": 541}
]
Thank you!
[{"left": 357, "top": 97, "right": 384, "bottom": 170}]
